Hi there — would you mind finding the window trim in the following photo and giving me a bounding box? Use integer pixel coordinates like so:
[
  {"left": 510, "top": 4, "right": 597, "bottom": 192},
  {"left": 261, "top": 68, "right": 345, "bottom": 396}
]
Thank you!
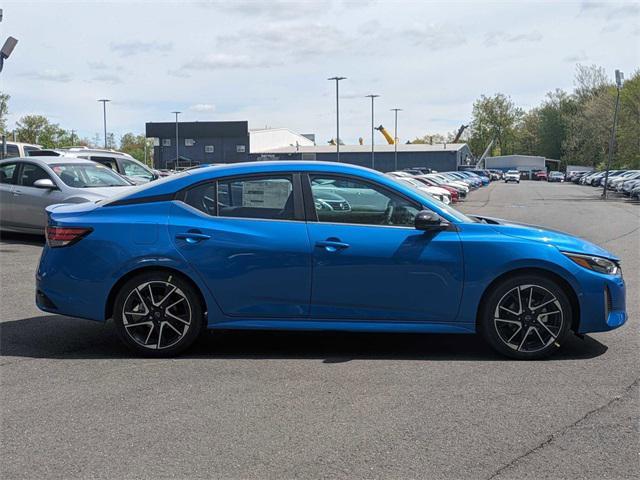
[
  {"left": 179, "top": 172, "right": 305, "bottom": 222},
  {"left": 303, "top": 172, "right": 424, "bottom": 227}
]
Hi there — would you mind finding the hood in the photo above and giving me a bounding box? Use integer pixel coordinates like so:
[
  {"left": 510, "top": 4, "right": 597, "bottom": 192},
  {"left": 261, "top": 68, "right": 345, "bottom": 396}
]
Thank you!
[{"left": 472, "top": 215, "right": 618, "bottom": 261}]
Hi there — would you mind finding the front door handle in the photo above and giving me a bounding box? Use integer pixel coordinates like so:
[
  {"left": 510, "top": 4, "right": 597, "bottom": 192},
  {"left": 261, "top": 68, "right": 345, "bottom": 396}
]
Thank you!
[
  {"left": 12, "top": 189, "right": 21, "bottom": 196},
  {"left": 176, "top": 231, "right": 211, "bottom": 244},
  {"left": 315, "top": 239, "right": 350, "bottom": 252}
]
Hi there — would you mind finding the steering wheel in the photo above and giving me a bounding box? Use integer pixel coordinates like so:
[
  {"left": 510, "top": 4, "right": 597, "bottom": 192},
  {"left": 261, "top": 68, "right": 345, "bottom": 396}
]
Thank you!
[{"left": 382, "top": 200, "right": 395, "bottom": 225}]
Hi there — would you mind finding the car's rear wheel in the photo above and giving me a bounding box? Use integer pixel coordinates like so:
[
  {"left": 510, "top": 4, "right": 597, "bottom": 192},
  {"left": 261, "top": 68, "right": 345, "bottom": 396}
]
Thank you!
[
  {"left": 479, "top": 274, "right": 572, "bottom": 359},
  {"left": 113, "top": 271, "right": 204, "bottom": 357}
]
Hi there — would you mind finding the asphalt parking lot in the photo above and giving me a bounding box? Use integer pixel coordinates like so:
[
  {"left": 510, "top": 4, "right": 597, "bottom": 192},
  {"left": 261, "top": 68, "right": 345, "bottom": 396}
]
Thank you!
[{"left": 1, "top": 181, "right": 638, "bottom": 480}]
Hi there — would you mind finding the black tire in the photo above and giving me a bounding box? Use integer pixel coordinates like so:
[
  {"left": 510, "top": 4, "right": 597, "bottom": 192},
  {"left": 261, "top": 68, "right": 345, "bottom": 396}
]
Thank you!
[
  {"left": 479, "top": 274, "right": 572, "bottom": 360},
  {"left": 113, "top": 271, "right": 204, "bottom": 357}
]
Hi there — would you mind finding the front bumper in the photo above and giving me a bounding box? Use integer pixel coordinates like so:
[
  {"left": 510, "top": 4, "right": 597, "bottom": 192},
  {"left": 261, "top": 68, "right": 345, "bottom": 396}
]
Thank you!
[{"left": 577, "top": 273, "right": 627, "bottom": 333}]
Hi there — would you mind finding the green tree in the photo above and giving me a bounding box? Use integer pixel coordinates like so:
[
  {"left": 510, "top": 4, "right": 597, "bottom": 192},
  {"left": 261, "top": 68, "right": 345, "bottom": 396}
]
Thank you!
[
  {"left": 536, "top": 89, "right": 576, "bottom": 161},
  {"left": 468, "top": 93, "right": 523, "bottom": 157},
  {"left": 119, "top": 132, "right": 153, "bottom": 166},
  {"left": 514, "top": 108, "right": 541, "bottom": 156},
  {"left": 0, "top": 92, "right": 9, "bottom": 134},
  {"left": 574, "top": 64, "right": 609, "bottom": 101},
  {"left": 15, "top": 115, "right": 67, "bottom": 148},
  {"left": 617, "top": 70, "right": 640, "bottom": 169},
  {"left": 411, "top": 133, "right": 447, "bottom": 144},
  {"left": 563, "top": 87, "right": 615, "bottom": 168}
]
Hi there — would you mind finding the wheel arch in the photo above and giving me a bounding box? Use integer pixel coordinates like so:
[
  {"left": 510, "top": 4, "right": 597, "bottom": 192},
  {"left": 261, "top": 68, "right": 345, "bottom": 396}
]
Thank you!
[
  {"left": 475, "top": 267, "right": 581, "bottom": 332},
  {"left": 105, "top": 266, "right": 207, "bottom": 322}
]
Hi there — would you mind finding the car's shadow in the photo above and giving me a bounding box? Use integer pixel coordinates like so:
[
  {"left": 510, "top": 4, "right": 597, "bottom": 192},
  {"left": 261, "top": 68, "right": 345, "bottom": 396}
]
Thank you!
[
  {"left": 0, "top": 315, "right": 608, "bottom": 362},
  {"left": 0, "top": 232, "right": 45, "bottom": 246}
]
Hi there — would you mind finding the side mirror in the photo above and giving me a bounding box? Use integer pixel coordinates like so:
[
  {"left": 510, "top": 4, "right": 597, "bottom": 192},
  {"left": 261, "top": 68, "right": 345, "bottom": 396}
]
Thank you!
[
  {"left": 415, "top": 210, "right": 449, "bottom": 231},
  {"left": 33, "top": 178, "right": 57, "bottom": 189}
]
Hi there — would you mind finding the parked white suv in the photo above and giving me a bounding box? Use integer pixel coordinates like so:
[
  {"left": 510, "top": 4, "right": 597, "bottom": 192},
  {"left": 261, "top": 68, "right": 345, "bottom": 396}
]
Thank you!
[
  {"left": 1, "top": 141, "right": 42, "bottom": 159},
  {"left": 504, "top": 170, "right": 521, "bottom": 183},
  {"left": 32, "top": 147, "right": 159, "bottom": 184}
]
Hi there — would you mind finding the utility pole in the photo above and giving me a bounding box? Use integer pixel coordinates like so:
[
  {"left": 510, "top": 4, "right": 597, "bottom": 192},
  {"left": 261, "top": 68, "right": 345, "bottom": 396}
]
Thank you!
[
  {"left": 70, "top": 129, "right": 76, "bottom": 146},
  {"left": 365, "top": 94, "right": 379, "bottom": 170},
  {"left": 391, "top": 108, "right": 402, "bottom": 171},
  {"left": 97, "top": 99, "right": 110, "bottom": 149},
  {"left": 602, "top": 70, "right": 624, "bottom": 199},
  {"left": 172, "top": 111, "right": 181, "bottom": 167},
  {"left": 328, "top": 76, "right": 346, "bottom": 161}
]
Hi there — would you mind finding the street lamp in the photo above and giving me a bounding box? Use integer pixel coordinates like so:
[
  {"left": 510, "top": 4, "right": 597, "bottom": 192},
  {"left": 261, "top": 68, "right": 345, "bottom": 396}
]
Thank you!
[
  {"left": 172, "top": 111, "right": 181, "bottom": 167},
  {"left": 97, "top": 99, "right": 110, "bottom": 149},
  {"left": 328, "top": 76, "right": 346, "bottom": 161},
  {"left": 390, "top": 108, "right": 402, "bottom": 171},
  {"left": 602, "top": 69, "right": 624, "bottom": 199},
  {"left": 365, "top": 94, "right": 379, "bottom": 169}
]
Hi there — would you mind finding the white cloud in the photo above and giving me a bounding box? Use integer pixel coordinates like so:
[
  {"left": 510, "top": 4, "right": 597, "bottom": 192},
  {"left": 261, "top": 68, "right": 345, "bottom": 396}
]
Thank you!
[
  {"left": 20, "top": 69, "right": 72, "bottom": 82},
  {"left": 110, "top": 41, "right": 172, "bottom": 56},
  {"left": 189, "top": 103, "right": 216, "bottom": 113},
  {"left": 182, "top": 53, "right": 279, "bottom": 70}
]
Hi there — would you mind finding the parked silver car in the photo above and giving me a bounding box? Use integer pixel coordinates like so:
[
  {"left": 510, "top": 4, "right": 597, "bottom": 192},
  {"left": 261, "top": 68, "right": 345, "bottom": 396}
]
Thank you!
[{"left": 0, "top": 156, "right": 133, "bottom": 234}]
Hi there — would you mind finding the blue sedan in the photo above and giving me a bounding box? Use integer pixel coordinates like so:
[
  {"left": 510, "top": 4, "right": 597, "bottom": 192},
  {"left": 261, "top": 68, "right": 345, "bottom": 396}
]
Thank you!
[{"left": 36, "top": 161, "right": 627, "bottom": 358}]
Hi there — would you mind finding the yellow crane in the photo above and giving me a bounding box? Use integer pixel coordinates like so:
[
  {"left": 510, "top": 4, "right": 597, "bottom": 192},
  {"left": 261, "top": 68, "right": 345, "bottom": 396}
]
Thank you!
[{"left": 375, "top": 125, "right": 395, "bottom": 144}]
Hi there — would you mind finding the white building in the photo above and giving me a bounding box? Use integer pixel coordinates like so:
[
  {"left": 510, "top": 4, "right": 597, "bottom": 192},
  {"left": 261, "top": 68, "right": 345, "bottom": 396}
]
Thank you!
[{"left": 249, "top": 128, "right": 315, "bottom": 154}]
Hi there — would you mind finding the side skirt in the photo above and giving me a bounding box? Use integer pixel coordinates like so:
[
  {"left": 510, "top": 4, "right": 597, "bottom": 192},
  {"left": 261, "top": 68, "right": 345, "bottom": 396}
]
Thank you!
[{"left": 207, "top": 319, "right": 476, "bottom": 334}]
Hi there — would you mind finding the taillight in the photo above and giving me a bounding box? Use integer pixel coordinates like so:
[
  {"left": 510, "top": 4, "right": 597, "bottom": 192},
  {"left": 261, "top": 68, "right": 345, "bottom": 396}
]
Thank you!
[{"left": 45, "top": 226, "right": 92, "bottom": 248}]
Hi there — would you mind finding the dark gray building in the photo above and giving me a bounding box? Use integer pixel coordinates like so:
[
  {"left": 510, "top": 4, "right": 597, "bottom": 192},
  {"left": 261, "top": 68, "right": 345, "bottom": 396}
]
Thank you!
[
  {"left": 250, "top": 144, "right": 473, "bottom": 172},
  {"left": 145, "top": 121, "right": 250, "bottom": 169}
]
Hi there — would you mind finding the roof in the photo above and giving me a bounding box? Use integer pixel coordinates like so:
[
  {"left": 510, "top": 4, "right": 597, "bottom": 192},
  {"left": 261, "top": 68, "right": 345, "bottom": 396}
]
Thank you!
[
  {"left": 146, "top": 121, "right": 248, "bottom": 138},
  {"left": 258, "top": 143, "right": 468, "bottom": 154},
  {"left": 5, "top": 155, "right": 97, "bottom": 165}
]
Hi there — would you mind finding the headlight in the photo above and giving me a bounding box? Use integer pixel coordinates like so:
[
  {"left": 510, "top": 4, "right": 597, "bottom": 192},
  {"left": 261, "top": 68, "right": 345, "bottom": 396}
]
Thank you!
[{"left": 563, "top": 252, "right": 620, "bottom": 275}]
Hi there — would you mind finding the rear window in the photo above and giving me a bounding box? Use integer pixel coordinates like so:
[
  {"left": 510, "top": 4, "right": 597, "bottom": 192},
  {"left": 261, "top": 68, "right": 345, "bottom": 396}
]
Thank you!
[
  {"left": 98, "top": 170, "right": 191, "bottom": 205},
  {"left": 51, "top": 163, "right": 131, "bottom": 188}
]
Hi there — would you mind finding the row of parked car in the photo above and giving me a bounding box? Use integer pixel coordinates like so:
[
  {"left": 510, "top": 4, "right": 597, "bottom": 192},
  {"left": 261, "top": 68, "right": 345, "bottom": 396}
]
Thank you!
[
  {"left": 0, "top": 143, "right": 168, "bottom": 234},
  {"left": 567, "top": 169, "right": 640, "bottom": 200},
  {"left": 387, "top": 168, "right": 495, "bottom": 205}
]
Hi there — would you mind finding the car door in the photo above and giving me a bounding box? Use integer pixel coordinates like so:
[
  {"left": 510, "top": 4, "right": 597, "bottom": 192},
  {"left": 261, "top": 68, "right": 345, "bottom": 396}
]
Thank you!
[
  {"left": 169, "top": 173, "right": 312, "bottom": 318},
  {"left": 305, "top": 173, "right": 463, "bottom": 323},
  {"left": 13, "top": 162, "right": 65, "bottom": 230},
  {"left": 0, "top": 161, "right": 20, "bottom": 227}
]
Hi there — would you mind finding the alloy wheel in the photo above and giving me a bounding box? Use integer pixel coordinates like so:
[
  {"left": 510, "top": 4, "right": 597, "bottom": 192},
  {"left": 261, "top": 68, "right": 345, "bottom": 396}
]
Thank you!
[
  {"left": 121, "top": 280, "right": 192, "bottom": 350},
  {"left": 493, "top": 284, "right": 564, "bottom": 353}
]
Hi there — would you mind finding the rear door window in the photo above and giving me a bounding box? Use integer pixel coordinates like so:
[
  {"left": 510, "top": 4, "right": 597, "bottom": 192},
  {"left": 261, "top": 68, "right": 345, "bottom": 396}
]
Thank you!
[
  {"left": 3, "top": 144, "right": 20, "bottom": 159},
  {"left": 218, "top": 175, "right": 295, "bottom": 220},
  {"left": 0, "top": 162, "right": 18, "bottom": 184},
  {"left": 19, "top": 163, "right": 52, "bottom": 187},
  {"left": 91, "top": 157, "right": 119, "bottom": 171}
]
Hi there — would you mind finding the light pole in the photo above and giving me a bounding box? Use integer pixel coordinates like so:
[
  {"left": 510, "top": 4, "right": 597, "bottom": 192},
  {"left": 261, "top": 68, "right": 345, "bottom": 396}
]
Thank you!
[
  {"left": 365, "top": 94, "right": 379, "bottom": 169},
  {"left": 328, "top": 76, "right": 346, "bottom": 161},
  {"left": 602, "top": 70, "right": 624, "bottom": 199},
  {"left": 172, "top": 111, "right": 181, "bottom": 167},
  {"left": 390, "top": 108, "right": 402, "bottom": 171},
  {"left": 98, "top": 99, "right": 110, "bottom": 149}
]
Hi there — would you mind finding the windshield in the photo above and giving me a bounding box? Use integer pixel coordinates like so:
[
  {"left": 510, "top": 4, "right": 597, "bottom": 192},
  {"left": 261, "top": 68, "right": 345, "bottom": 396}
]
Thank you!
[{"left": 51, "top": 163, "right": 131, "bottom": 188}]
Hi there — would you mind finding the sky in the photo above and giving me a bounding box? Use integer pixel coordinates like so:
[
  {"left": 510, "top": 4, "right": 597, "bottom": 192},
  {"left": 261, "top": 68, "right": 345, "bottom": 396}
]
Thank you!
[{"left": 1, "top": 0, "right": 638, "bottom": 146}]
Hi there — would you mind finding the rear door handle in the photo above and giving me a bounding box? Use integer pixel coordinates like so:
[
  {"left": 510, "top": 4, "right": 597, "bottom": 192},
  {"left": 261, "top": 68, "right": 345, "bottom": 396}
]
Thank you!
[
  {"left": 12, "top": 189, "right": 21, "bottom": 196},
  {"left": 175, "top": 232, "right": 211, "bottom": 244},
  {"left": 315, "top": 239, "right": 350, "bottom": 252}
]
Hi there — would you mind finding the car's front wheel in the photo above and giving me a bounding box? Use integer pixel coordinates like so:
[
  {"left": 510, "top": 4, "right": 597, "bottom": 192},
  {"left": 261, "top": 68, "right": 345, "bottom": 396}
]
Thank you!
[
  {"left": 113, "top": 271, "right": 204, "bottom": 356},
  {"left": 479, "top": 274, "right": 572, "bottom": 359}
]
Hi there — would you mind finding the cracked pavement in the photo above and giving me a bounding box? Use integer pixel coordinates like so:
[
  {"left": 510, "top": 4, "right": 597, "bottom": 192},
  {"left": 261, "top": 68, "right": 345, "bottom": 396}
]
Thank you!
[{"left": 1, "top": 181, "right": 638, "bottom": 479}]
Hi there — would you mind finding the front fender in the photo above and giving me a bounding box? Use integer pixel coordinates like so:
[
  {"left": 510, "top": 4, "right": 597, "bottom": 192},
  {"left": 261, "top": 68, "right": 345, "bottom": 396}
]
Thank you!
[{"left": 456, "top": 224, "right": 584, "bottom": 326}]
